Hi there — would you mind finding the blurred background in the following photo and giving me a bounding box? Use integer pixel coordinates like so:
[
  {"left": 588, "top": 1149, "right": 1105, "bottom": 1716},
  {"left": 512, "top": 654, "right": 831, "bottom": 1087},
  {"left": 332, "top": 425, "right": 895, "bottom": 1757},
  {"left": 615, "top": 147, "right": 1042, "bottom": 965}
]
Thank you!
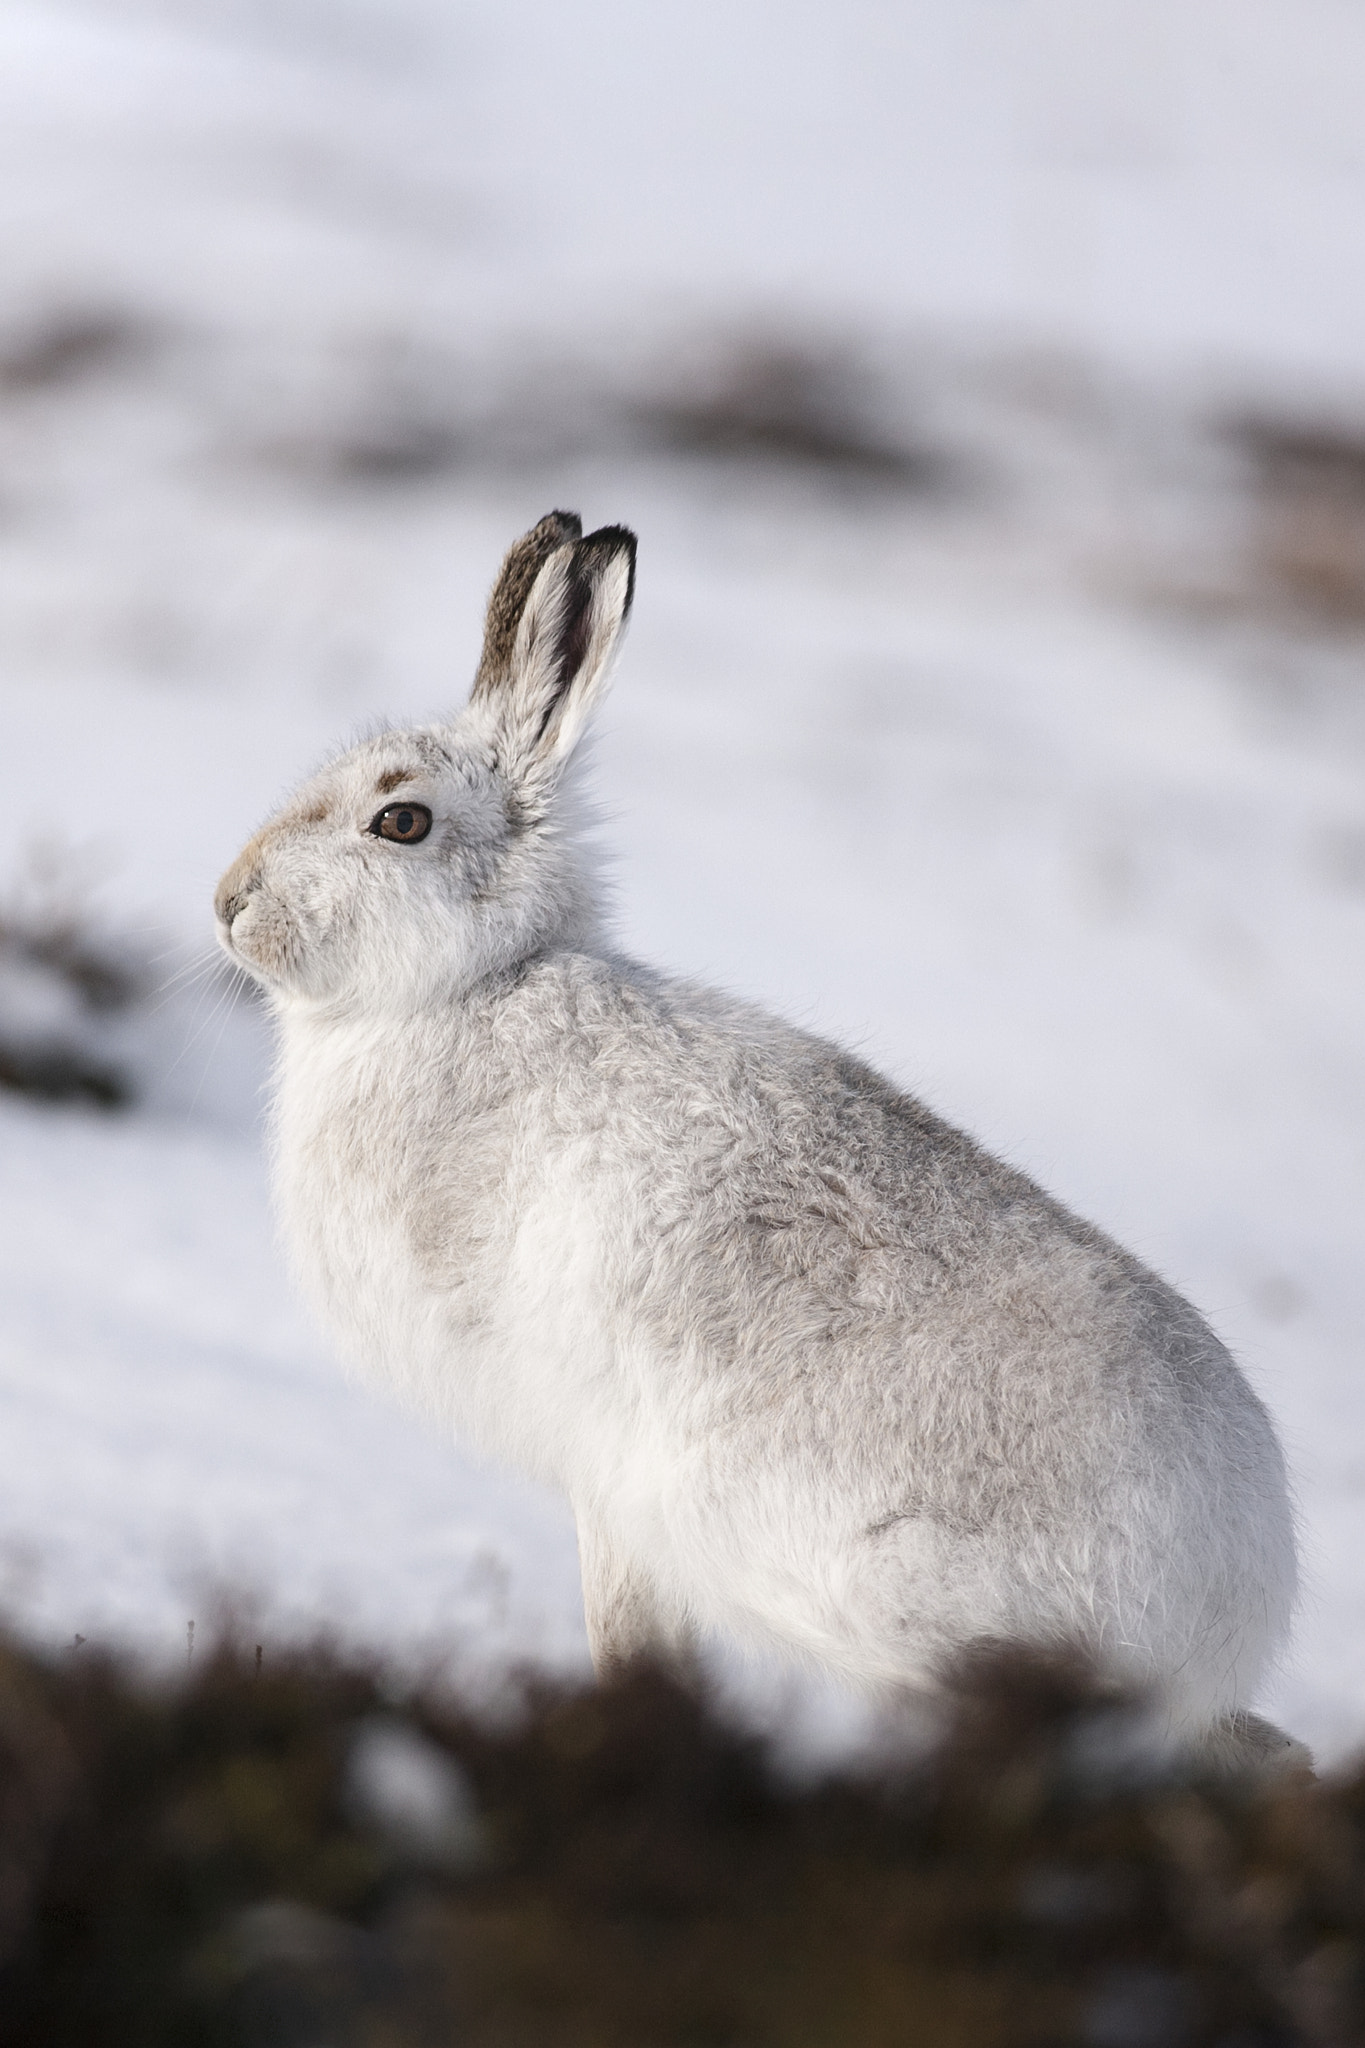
[{"left": 0, "top": 0, "right": 1362, "bottom": 1753}]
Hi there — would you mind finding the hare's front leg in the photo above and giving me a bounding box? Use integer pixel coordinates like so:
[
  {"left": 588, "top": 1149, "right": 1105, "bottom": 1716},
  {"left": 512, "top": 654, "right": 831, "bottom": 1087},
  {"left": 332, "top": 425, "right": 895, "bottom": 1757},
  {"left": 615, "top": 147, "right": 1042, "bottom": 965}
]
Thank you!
[{"left": 575, "top": 1518, "right": 697, "bottom": 1684}]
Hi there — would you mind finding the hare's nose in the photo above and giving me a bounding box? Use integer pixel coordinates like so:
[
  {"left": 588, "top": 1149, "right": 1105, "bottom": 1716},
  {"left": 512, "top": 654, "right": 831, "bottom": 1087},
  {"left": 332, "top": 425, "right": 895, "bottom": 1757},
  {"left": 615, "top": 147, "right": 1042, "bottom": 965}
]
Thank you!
[{"left": 215, "top": 855, "right": 261, "bottom": 928}]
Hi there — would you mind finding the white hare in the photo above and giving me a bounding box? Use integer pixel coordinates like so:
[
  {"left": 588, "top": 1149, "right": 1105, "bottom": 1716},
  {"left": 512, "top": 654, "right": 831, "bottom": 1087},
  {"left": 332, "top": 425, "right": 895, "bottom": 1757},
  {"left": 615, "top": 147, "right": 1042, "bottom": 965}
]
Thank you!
[{"left": 217, "top": 511, "right": 1299, "bottom": 1767}]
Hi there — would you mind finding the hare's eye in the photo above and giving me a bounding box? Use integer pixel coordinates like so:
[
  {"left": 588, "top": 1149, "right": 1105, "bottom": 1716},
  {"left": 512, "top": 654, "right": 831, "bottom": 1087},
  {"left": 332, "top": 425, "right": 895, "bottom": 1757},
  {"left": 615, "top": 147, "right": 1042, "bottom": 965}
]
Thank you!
[{"left": 369, "top": 802, "right": 432, "bottom": 844}]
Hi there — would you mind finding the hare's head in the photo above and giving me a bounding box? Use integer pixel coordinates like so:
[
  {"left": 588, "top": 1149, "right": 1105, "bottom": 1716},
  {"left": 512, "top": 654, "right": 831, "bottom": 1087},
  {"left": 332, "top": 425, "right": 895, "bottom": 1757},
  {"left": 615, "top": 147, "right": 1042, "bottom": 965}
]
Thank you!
[{"left": 215, "top": 513, "right": 634, "bottom": 1014}]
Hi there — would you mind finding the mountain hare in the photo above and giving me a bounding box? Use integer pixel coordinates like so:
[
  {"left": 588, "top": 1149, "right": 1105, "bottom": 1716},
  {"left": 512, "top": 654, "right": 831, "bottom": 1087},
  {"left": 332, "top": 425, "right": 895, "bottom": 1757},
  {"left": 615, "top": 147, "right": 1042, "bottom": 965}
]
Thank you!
[{"left": 217, "top": 512, "right": 1299, "bottom": 1768}]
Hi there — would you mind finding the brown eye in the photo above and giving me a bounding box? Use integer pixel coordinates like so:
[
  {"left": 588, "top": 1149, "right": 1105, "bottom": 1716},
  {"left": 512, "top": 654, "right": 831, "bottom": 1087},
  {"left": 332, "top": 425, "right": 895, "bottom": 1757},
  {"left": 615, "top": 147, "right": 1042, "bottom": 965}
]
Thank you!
[{"left": 369, "top": 802, "right": 432, "bottom": 844}]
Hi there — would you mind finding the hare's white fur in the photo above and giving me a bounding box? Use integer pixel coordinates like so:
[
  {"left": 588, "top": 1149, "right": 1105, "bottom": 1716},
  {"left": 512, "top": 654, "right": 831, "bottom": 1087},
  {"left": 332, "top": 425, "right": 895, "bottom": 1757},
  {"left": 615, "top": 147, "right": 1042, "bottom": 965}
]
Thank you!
[{"left": 217, "top": 515, "right": 1297, "bottom": 1758}]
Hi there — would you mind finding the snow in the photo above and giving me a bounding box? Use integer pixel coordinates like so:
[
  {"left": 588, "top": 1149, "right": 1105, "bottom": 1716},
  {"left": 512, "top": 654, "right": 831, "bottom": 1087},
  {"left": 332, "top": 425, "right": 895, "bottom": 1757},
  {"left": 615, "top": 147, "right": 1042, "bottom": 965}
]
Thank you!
[{"left": 0, "top": 0, "right": 1363, "bottom": 1755}]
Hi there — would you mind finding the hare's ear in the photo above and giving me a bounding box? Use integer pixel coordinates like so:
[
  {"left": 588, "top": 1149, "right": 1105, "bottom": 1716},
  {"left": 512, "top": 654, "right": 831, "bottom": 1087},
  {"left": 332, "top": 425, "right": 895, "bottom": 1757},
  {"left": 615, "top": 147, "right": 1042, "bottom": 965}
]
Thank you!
[
  {"left": 471, "top": 509, "right": 583, "bottom": 699},
  {"left": 472, "top": 518, "right": 636, "bottom": 798}
]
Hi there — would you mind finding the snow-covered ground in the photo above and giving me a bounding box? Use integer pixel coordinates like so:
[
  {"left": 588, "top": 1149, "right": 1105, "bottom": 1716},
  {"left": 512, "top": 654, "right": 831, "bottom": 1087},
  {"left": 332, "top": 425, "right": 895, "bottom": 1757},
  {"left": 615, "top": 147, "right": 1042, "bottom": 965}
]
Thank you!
[{"left": 0, "top": 0, "right": 1363, "bottom": 1755}]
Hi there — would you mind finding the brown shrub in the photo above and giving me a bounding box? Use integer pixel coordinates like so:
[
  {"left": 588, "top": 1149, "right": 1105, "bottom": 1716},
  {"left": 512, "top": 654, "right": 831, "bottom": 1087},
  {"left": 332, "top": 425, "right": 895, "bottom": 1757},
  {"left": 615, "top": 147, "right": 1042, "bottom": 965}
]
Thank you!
[{"left": 0, "top": 1634, "right": 1356, "bottom": 2046}]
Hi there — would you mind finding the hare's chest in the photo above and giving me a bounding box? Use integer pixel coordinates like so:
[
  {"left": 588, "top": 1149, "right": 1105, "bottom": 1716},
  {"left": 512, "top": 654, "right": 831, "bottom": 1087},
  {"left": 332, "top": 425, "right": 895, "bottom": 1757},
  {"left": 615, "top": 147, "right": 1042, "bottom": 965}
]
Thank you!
[
  {"left": 269, "top": 1018, "right": 662, "bottom": 1483},
  {"left": 276, "top": 1127, "right": 453, "bottom": 1398},
  {"left": 271, "top": 1041, "right": 512, "bottom": 1411}
]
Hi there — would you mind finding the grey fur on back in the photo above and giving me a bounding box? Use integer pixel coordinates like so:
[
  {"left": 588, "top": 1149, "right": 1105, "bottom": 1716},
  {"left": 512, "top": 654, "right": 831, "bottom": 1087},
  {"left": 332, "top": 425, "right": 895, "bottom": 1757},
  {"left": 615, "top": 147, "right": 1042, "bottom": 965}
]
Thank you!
[{"left": 215, "top": 512, "right": 1300, "bottom": 1769}]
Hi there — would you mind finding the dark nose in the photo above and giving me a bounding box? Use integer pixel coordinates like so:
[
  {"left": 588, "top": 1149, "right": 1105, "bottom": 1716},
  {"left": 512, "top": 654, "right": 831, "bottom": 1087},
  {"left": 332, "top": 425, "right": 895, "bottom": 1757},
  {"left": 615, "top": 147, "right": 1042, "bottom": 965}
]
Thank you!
[{"left": 214, "top": 853, "right": 261, "bottom": 928}]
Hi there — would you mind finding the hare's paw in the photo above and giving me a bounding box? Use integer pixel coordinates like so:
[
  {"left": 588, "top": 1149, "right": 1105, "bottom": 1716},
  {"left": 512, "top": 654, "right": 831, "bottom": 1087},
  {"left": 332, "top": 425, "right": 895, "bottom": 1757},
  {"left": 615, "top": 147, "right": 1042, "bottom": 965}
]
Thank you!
[{"left": 576, "top": 1518, "right": 698, "bottom": 1687}]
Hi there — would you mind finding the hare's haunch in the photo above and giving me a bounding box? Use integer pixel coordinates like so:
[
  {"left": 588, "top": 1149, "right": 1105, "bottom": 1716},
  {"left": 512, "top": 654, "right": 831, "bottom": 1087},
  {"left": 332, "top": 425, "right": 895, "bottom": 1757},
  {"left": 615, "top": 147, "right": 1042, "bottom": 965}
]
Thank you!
[{"left": 217, "top": 513, "right": 1299, "bottom": 1769}]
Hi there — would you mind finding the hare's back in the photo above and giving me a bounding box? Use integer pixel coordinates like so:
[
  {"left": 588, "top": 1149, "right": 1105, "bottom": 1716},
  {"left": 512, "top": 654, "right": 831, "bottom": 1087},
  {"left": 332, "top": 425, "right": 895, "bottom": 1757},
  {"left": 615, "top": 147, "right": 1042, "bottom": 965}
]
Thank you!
[
  {"left": 548, "top": 959, "right": 1284, "bottom": 1516},
  {"left": 593, "top": 972, "right": 1293, "bottom": 1697}
]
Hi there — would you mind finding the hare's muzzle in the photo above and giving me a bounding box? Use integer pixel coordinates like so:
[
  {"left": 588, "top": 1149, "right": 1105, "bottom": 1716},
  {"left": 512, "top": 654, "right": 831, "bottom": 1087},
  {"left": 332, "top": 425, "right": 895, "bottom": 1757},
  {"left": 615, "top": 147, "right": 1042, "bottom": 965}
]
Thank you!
[
  {"left": 214, "top": 846, "right": 264, "bottom": 945},
  {"left": 213, "top": 839, "right": 305, "bottom": 990}
]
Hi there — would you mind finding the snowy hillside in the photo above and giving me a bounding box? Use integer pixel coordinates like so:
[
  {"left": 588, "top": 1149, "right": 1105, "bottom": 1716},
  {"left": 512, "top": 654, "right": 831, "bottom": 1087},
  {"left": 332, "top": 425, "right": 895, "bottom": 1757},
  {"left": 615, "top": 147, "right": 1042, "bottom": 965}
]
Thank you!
[{"left": 0, "top": 0, "right": 1363, "bottom": 1756}]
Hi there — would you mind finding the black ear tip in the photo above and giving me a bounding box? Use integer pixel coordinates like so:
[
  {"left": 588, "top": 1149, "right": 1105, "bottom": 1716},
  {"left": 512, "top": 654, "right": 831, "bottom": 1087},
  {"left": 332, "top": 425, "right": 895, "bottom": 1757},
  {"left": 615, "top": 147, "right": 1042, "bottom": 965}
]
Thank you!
[
  {"left": 581, "top": 522, "right": 637, "bottom": 557},
  {"left": 539, "top": 509, "right": 583, "bottom": 544},
  {"left": 578, "top": 523, "right": 637, "bottom": 615}
]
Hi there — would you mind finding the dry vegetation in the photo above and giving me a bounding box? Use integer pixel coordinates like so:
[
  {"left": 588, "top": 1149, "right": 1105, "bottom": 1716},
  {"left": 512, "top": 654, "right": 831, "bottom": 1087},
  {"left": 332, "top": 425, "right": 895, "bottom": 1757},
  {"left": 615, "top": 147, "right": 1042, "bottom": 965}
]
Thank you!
[
  {"left": 1227, "top": 416, "right": 1365, "bottom": 626},
  {"left": 0, "top": 886, "right": 144, "bottom": 1110},
  {"left": 0, "top": 1634, "right": 1359, "bottom": 2047}
]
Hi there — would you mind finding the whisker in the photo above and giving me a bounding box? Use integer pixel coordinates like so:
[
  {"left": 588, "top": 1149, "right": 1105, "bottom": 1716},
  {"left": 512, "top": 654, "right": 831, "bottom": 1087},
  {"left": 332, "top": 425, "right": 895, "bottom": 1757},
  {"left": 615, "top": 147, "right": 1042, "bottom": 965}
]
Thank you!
[
  {"left": 186, "top": 979, "right": 250, "bottom": 1116},
  {"left": 159, "top": 960, "right": 253, "bottom": 1081},
  {"left": 150, "top": 951, "right": 226, "bottom": 1007},
  {"left": 146, "top": 937, "right": 212, "bottom": 968},
  {"left": 170, "top": 954, "right": 239, "bottom": 1031}
]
